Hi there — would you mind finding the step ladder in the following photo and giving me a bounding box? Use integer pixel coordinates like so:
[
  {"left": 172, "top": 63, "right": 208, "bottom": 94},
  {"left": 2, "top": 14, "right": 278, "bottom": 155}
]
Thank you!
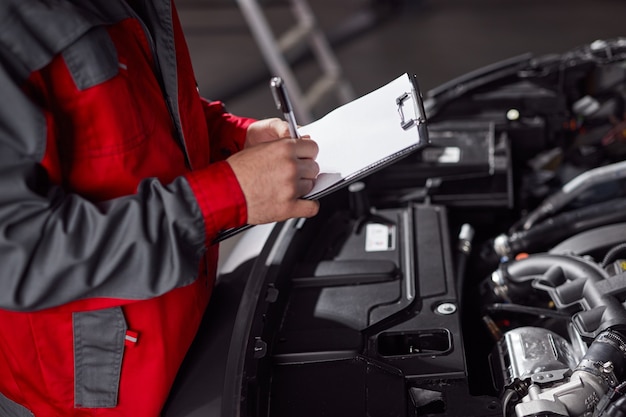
[{"left": 235, "top": 0, "right": 356, "bottom": 124}]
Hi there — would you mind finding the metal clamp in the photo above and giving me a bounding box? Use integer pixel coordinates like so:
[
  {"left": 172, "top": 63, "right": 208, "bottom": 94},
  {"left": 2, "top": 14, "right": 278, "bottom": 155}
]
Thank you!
[{"left": 396, "top": 91, "right": 424, "bottom": 130}]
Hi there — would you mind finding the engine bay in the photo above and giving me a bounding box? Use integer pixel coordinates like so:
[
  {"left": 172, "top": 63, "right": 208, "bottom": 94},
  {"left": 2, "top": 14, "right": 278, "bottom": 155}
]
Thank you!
[{"left": 164, "top": 38, "right": 626, "bottom": 417}]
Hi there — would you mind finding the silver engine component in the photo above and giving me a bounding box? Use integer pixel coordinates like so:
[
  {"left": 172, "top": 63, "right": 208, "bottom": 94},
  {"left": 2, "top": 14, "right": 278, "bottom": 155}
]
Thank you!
[
  {"left": 497, "top": 327, "right": 584, "bottom": 388},
  {"left": 497, "top": 327, "right": 624, "bottom": 417},
  {"left": 515, "top": 371, "right": 608, "bottom": 417}
]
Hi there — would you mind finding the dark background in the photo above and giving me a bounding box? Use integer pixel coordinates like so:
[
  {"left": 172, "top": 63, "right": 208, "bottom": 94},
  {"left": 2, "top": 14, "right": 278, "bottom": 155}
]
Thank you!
[{"left": 177, "top": 0, "right": 626, "bottom": 121}]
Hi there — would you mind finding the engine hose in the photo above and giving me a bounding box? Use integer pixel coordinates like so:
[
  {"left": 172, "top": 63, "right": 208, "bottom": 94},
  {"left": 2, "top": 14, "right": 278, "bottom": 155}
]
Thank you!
[
  {"left": 504, "top": 254, "right": 626, "bottom": 335},
  {"left": 603, "top": 243, "right": 626, "bottom": 267},
  {"left": 584, "top": 332, "right": 626, "bottom": 417},
  {"left": 494, "top": 198, "right": 626, "bottom": 257},
  {"left": 521, "top": 159, "right": 626, "bottom": 231},
  {"left": 578, "top": 330, "right": 626, "bottom": 380},
  {"left": 506, "top": 253, "right": 608, "bottom": 285},
  {"left": 485, "top": 303, "right": 572, "bottom": 320},
  {"left": 554, "top": 330, "right": 626, "bottom": 417},
  {"left": 493, "top": 252, "right": 606, "bottom": 302}
]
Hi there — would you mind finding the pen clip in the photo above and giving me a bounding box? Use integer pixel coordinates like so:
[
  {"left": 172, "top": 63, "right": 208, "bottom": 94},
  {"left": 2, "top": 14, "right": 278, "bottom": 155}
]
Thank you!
[
  {"left": 270, "top": 76, "right": 300, "bottom": 138},
  {"left": 270, "top": 76, "right": 290, "bottom": 113}
]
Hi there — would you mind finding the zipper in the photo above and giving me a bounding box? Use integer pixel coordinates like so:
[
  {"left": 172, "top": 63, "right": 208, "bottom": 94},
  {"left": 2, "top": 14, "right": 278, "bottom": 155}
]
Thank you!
[{"left": 121, "top": 0, "right": 193, "bottom": 170}]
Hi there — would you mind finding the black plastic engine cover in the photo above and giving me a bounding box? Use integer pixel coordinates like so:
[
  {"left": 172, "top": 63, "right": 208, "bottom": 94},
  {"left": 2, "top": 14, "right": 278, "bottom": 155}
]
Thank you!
[
  {"left": 266, "top": 203, "right": 499, "bottom": 416},
  {"left": 164, "top": 201, "right": 500, "bottom": 417}
]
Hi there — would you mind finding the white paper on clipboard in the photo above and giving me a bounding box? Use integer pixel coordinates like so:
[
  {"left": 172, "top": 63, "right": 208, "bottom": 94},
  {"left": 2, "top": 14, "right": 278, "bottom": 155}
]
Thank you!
[{"left": 299, "top": 72, "right": 429, "bottom": 199}]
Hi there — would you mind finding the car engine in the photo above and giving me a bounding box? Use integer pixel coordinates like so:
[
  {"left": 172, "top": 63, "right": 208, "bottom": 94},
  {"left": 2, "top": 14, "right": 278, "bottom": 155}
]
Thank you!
[{"left": 164, "top": 38, "right": 626, "bottom": 417}]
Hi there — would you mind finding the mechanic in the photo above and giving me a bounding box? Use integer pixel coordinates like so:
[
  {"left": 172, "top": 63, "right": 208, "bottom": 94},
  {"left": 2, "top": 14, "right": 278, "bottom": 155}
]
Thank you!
[{"left": 0, "top": 1, "right": 319, "bottom": 416}]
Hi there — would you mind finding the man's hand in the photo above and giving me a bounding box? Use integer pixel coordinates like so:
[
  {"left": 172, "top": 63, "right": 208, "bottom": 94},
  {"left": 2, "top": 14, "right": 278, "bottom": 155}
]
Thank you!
[{"left": 227, "top": 137, "right": 320, "bottom": 225}]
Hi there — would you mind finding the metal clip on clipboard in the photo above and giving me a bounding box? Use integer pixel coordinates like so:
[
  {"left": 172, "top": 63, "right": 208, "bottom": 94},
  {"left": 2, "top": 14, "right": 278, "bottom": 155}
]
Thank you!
[{"left": 396, "top": 79, "right": 427, "bottom": 132}]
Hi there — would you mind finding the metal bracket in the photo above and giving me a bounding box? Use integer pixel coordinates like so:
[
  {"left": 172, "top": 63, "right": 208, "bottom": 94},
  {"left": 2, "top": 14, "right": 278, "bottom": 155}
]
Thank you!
[{"left": 396, "top": 91, "right": 424, "bottom": 130}]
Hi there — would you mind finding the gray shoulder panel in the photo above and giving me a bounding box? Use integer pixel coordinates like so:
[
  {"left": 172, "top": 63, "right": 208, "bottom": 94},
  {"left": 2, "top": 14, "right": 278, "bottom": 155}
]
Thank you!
[{"left": 0, "top": 0, "right": 129, "bottom": 81}]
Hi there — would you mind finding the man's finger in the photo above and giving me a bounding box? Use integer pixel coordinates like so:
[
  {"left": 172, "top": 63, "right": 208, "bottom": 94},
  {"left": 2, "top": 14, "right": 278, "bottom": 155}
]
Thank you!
[
  {"left": 294, "top": 138, "right": 319, "bottom": 159},
  {"left": 291, "top": 199, "right": 320, "bottom": 219},
  {"left": 298, "top": 159, "right": 320, "bottom": 180},
  {"left": 296, "top": 178, "right": 316, "bottom": 197}
]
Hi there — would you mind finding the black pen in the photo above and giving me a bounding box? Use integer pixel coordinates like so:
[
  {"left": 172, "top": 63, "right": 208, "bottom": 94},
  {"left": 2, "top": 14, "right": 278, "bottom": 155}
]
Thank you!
[{"left": 270, "top": 76, "right": 301, "bottom": 139}]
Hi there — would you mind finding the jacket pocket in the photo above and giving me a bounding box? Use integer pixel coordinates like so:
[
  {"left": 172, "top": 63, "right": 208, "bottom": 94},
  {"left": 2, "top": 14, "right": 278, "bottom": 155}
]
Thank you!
[
  {"left": 62, "top": 26, "right": 119, "bottom": 91},
  {"left": 0, "top": 392, "right": 34, "bottom": 417},
  {"left": 73, "top": 307, "right": 127, "bottom": 408}
]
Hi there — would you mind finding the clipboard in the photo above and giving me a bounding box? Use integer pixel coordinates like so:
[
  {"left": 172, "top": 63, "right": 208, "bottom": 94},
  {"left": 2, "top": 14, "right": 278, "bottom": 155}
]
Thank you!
[
  {"left": 213, "top": 73, "right": 429, "bottom": 243},
  {"left": 302, "top": 73, "right": 428, "bottom": 199}
]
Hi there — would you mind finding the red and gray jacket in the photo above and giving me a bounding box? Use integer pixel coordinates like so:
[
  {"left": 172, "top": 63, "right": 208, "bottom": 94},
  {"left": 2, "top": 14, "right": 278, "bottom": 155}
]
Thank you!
[{"left": 0, "top": 0, "right": 254, "bottom": 415}]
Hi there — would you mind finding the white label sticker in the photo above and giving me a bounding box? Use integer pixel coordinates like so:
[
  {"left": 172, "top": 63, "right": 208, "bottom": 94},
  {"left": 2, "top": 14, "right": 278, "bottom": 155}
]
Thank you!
[
  {"left": 437, "top": 147, "right": 461, "bottom": 163},
  {"left": 423, "top": 147, "right": 461, "bottom": 163},
  {"left": 365, "top": 223, "right": 396, "bottom": 252}
]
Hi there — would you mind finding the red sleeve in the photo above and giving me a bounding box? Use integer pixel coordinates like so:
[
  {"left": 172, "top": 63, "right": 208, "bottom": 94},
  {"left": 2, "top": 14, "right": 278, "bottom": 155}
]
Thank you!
[
  {"left": 202, "top": 98, "right": 256, "bottom": 162},
  {"left": 185, "top": 160, "right": 247, "bottom": 244}
]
